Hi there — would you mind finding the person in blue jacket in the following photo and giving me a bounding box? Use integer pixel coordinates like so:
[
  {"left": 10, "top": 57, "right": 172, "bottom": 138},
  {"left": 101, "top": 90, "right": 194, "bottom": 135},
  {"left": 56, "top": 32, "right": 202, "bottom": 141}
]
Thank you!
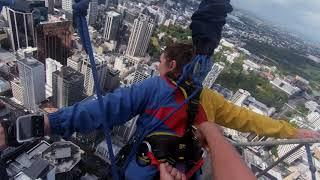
[{"left": 1, "top": 0, "right": 320, "bottom": 179}]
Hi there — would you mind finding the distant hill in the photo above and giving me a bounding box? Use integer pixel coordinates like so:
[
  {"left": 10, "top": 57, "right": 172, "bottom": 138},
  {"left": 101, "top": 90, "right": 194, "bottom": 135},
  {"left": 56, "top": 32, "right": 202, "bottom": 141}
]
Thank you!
[{"left": 244, "top": 40, "right": 320, "bottom": 85}]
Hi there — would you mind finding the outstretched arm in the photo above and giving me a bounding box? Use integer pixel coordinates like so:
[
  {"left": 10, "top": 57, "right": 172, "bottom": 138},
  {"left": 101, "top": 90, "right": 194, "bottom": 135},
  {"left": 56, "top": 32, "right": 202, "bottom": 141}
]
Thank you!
[
  {"left": 200, "top": 88, "right": 320, "bottom": 139},
  {"left": 46, "top": 78, "right": 157, "bottom": 138}
]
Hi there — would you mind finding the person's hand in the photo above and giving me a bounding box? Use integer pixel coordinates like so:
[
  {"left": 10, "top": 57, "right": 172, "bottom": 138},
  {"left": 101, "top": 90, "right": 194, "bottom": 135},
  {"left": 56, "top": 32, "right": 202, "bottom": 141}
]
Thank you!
[
  {"left": 196, "top": 122, "right": 223, "bottom": 139},
  {"left": 0, "top": 123, "right": 6, "bottom": 148},
  {"left": 160, "top": 163, "right": 186, "bottom": 180},
  {"left": 295, "top": 129, "right": 320, "bottom": 139}
]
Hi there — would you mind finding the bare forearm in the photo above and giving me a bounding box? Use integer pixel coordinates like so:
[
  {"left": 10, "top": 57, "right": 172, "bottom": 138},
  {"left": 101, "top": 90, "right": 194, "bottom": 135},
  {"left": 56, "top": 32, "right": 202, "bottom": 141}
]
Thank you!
[
  {"left": 44, "top": 114, "right": 50, "bottom": 135},
  {"left": 198, "top": 122, "right": 256, "bottom": 180}
]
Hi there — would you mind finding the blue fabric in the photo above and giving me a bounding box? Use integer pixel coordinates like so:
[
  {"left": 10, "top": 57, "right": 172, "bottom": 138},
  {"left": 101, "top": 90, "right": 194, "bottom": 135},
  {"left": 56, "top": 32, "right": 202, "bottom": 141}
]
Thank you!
[
  {"left": 49, "top": 77, "right": 159, "bottom": 138},
  {"left": 125, "top": 158, "right": 157, "bottom": 180},
  {"left": 49, "top": 76, "right": 179, "bottom": 179},
  {"left": 191, "top": 0, "right": 232, "bottom": 56}
]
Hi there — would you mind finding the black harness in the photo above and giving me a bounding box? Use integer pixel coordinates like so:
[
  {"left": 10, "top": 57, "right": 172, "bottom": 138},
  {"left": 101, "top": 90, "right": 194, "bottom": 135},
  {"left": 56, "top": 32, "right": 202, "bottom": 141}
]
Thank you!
[
  {"left": 115, "top": 79, "right": 204, "bottom": 179},
  {"left": 136, "top": 80, "right": 203, "bottom": 171}
]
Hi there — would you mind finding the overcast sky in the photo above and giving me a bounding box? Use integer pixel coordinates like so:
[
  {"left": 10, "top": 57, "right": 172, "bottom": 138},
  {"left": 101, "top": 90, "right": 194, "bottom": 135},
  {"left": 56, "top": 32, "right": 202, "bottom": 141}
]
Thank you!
[{"left": 231, "top": 0, "right": 320, "bottom": 43}]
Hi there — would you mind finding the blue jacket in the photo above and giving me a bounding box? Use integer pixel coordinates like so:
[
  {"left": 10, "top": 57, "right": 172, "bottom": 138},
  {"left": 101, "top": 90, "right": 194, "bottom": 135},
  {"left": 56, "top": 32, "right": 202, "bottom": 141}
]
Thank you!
[{"left": 49, "top": 76, "right": 189, "bottom": 179}]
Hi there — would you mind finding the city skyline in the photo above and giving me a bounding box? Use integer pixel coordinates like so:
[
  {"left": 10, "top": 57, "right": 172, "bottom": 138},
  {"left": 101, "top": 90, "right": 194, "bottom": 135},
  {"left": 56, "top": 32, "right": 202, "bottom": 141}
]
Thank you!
[{"left": 232, "top": 0, "right": 320, "bottom": 43}]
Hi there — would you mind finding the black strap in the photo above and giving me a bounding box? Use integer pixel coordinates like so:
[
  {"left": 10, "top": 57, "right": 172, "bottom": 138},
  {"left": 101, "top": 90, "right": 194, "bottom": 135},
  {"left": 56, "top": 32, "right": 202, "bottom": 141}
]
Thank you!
[
  {"left": 0, "top": 120, "right": 21, "bottom": 147},
  {"left": 178, "top": 81, "right": 201, "bottom": 128}
]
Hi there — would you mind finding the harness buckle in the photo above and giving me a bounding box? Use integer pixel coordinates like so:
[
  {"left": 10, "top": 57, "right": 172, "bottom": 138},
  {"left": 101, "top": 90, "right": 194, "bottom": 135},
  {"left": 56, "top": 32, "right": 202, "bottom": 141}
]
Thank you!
[{"left": 141, "top": 141, "right": 152, "bottom": 157}]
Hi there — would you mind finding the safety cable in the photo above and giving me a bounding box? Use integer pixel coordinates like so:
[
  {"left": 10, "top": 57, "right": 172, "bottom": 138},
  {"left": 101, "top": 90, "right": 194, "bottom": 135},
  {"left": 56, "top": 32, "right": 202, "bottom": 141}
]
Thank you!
[{"left": 73, "top": 0, "right": 119, "bottom": 179}]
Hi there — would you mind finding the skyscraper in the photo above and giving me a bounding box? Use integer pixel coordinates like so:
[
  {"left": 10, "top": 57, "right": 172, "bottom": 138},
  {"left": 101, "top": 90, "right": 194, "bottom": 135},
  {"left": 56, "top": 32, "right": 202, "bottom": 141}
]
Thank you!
[
  {"left": 11, "top": 79, "right": 24, "bottom": 105},
  {"left": 36, "top": 20, "right": 73, "bottom": 65},
  {"left": 112, "top": 116, "right": 139, "bottom": 144},
  {"left": 62, "top": 0, "right": 73, "bottom": 13},
  {"left": 52, "top": 66, "right": 84, "bottom": 108},
  {"left": 5, "top": 0, "right": 48, "bottom": 51},
  {"left": 45, "top": 58, "right": 62, "bottom": 97},
  {"left": 88, "top": 0, "right": 99, "bottom": 26},
  {"left": 230, "top": 89, "right": 251, "bottom": 107},
  {"left": 132, "top": 63, "right": 153, "bottom": 84},
  {"left": 103, "top": 11, "right": 121, "bottom": 41},
  {"left": 81, "top": 54, "right": 108, "bottom": 96},
  {"left": 54, "top": 0, "right": 63, "bottom": 8},
  {"left": 108, "top": 0, "right": 118, "bottom": 8},
  {"left": 45, "top": 0, "right": 54, "bottom": 14},
  {"left": 202, "top": 62, "right": 225, "bottom": 88},
  {"left": 277, "top": 144, "right": 305, "bottom": 164},
  {"left": 126, "top": 13, "right": 155, "bottom": 57},
  {"left": 67, "top": 52, "right": 84, "bottom": 71},
  {"left": 17, "top": 58, "right": 45, "bottom": 112},
  {"left": 104, "top": 68, "right": 120, "bottom": 91}
]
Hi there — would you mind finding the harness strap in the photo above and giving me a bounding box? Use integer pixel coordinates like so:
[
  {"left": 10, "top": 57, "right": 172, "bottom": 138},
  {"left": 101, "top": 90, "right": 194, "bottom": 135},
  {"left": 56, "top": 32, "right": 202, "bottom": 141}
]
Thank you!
[
  {"left": 144, "top": 146, "right": 205, "bottom": 179},
  {"left": 146, "top": 151, "right": 160, "bottom": 170},
  {"left": 186, "top": 159, "right": 205, "bottom": 179}
]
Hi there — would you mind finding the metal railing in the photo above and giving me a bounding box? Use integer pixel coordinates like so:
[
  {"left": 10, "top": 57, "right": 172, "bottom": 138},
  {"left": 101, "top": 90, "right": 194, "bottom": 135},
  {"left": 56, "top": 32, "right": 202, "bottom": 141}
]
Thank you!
[{"left": 232, "top": 138, "right": 320, "bottom": 180}]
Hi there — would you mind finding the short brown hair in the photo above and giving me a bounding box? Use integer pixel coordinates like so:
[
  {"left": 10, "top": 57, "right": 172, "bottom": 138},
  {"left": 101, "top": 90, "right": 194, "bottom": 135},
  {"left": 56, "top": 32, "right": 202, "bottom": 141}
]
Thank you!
[{"left": 163, "top": 43, "right": 194, "bottom": 75}]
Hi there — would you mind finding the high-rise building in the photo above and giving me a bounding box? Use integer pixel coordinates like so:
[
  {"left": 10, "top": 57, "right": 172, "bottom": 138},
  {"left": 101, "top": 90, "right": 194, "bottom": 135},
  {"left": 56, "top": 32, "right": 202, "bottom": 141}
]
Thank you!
[
  {"left": 277, "top": 144, "right": 305, "bottom": 164},
  {"left": 126, "top": 13, "right": 155, "bottom": 57},
  {"left": 95, "top": 140, "right": 121, "bottom": 163},
  {"left": 62, "top": 0, "right": 73, "bottom": 13},
  {"left": 112, "top": 116, "right": 139, "bottom": 144},
  {"left": 5, "top": 1, "right": 48, "bottom": 51},
  {"left": 45, "top": 58, "right": 62, "bottom": 97},
  {"left": 306, "top": 110, "right": 320, "bottom": 129},
  {"left": 107, "top": 0, "right": 118, "bottom": 8},
  {"left": 36, "top": 20, "right": 73, "bottom": 65},
  {"left": 202, "top": 62, "right": 225, "bottom": 88},
  {"left": 230, "top": 89, "right": 251, "bottom": 107},
  {"left": 88, "top": 0, "right": 99, "bottom": 26},
  {"left": 10, "top": 79, "right": 24, "bottom": 105},
  {"left": 81, "top": 54, "right": 108, "bottom": 96},
  {"left": 104, "top": 68, "right": 120, "bottom": 91},
  {"left": 52, "top": 66, "right": 84, "bottom": 108},
  {"left": 67, "top": 52, "right": 84, "bottom": 71},
  {"left": 16, "top": 47, "right": 38, "bottom": 60},
  {"left": 132, "top": 63, "right": 153, "bottom": 84},
  {"left": 45, "top": 0, "right": 54, "bottom": 14},
  {"left": 17, "top": 58, "right": 45, "bottom": 112},
  {"left": 103, "top": 11, "right": 121, "bottom": 41},
  {"left": 54, "top": 0, "right": 63, "bottom": 8}
]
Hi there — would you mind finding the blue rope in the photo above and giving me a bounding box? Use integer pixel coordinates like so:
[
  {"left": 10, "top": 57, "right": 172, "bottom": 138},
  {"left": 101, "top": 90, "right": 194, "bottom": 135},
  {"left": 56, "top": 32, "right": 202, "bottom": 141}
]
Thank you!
[
  {"left": 177, "top": 55, "right": 212, "bottom": 87},
  {"left": 73, "top": 1, "right": 119, "bottom": 179}
]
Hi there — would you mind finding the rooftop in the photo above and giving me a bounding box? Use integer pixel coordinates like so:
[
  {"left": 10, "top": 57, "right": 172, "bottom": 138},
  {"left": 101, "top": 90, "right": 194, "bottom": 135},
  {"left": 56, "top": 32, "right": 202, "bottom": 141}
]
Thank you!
[
  {"left": 8, "top": 0, "right": 45, "bottom": 13},
  {"left": 22, "top": 159, "right": 52, "bottom": 179},
  {"left": 42, "top": 141, "right": 82, "bottom": 173},
  {"left": 18, "top": 57, "right": 43, "bottom": 68},
  {"left": 107, "top": 11, "right": 121, "bottom": 17},
  {"left": 53, "top": 66, "right": 84, "bottom": 83},
  {"left": 0, "top": 48, "right": 16, "bottom": 63}
]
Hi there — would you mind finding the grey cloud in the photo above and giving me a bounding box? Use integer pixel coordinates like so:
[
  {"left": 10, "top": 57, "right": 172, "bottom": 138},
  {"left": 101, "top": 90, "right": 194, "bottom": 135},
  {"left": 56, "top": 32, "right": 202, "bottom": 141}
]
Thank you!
[{"left": 231, "top": 0, "right": 320, "bottom": 42}]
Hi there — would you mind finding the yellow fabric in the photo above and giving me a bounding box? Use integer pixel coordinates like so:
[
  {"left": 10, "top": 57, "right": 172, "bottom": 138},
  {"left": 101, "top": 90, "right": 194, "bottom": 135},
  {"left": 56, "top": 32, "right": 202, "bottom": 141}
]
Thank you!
[{"left": 199, "top": 88, "right": 297, "bottom": 139}]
